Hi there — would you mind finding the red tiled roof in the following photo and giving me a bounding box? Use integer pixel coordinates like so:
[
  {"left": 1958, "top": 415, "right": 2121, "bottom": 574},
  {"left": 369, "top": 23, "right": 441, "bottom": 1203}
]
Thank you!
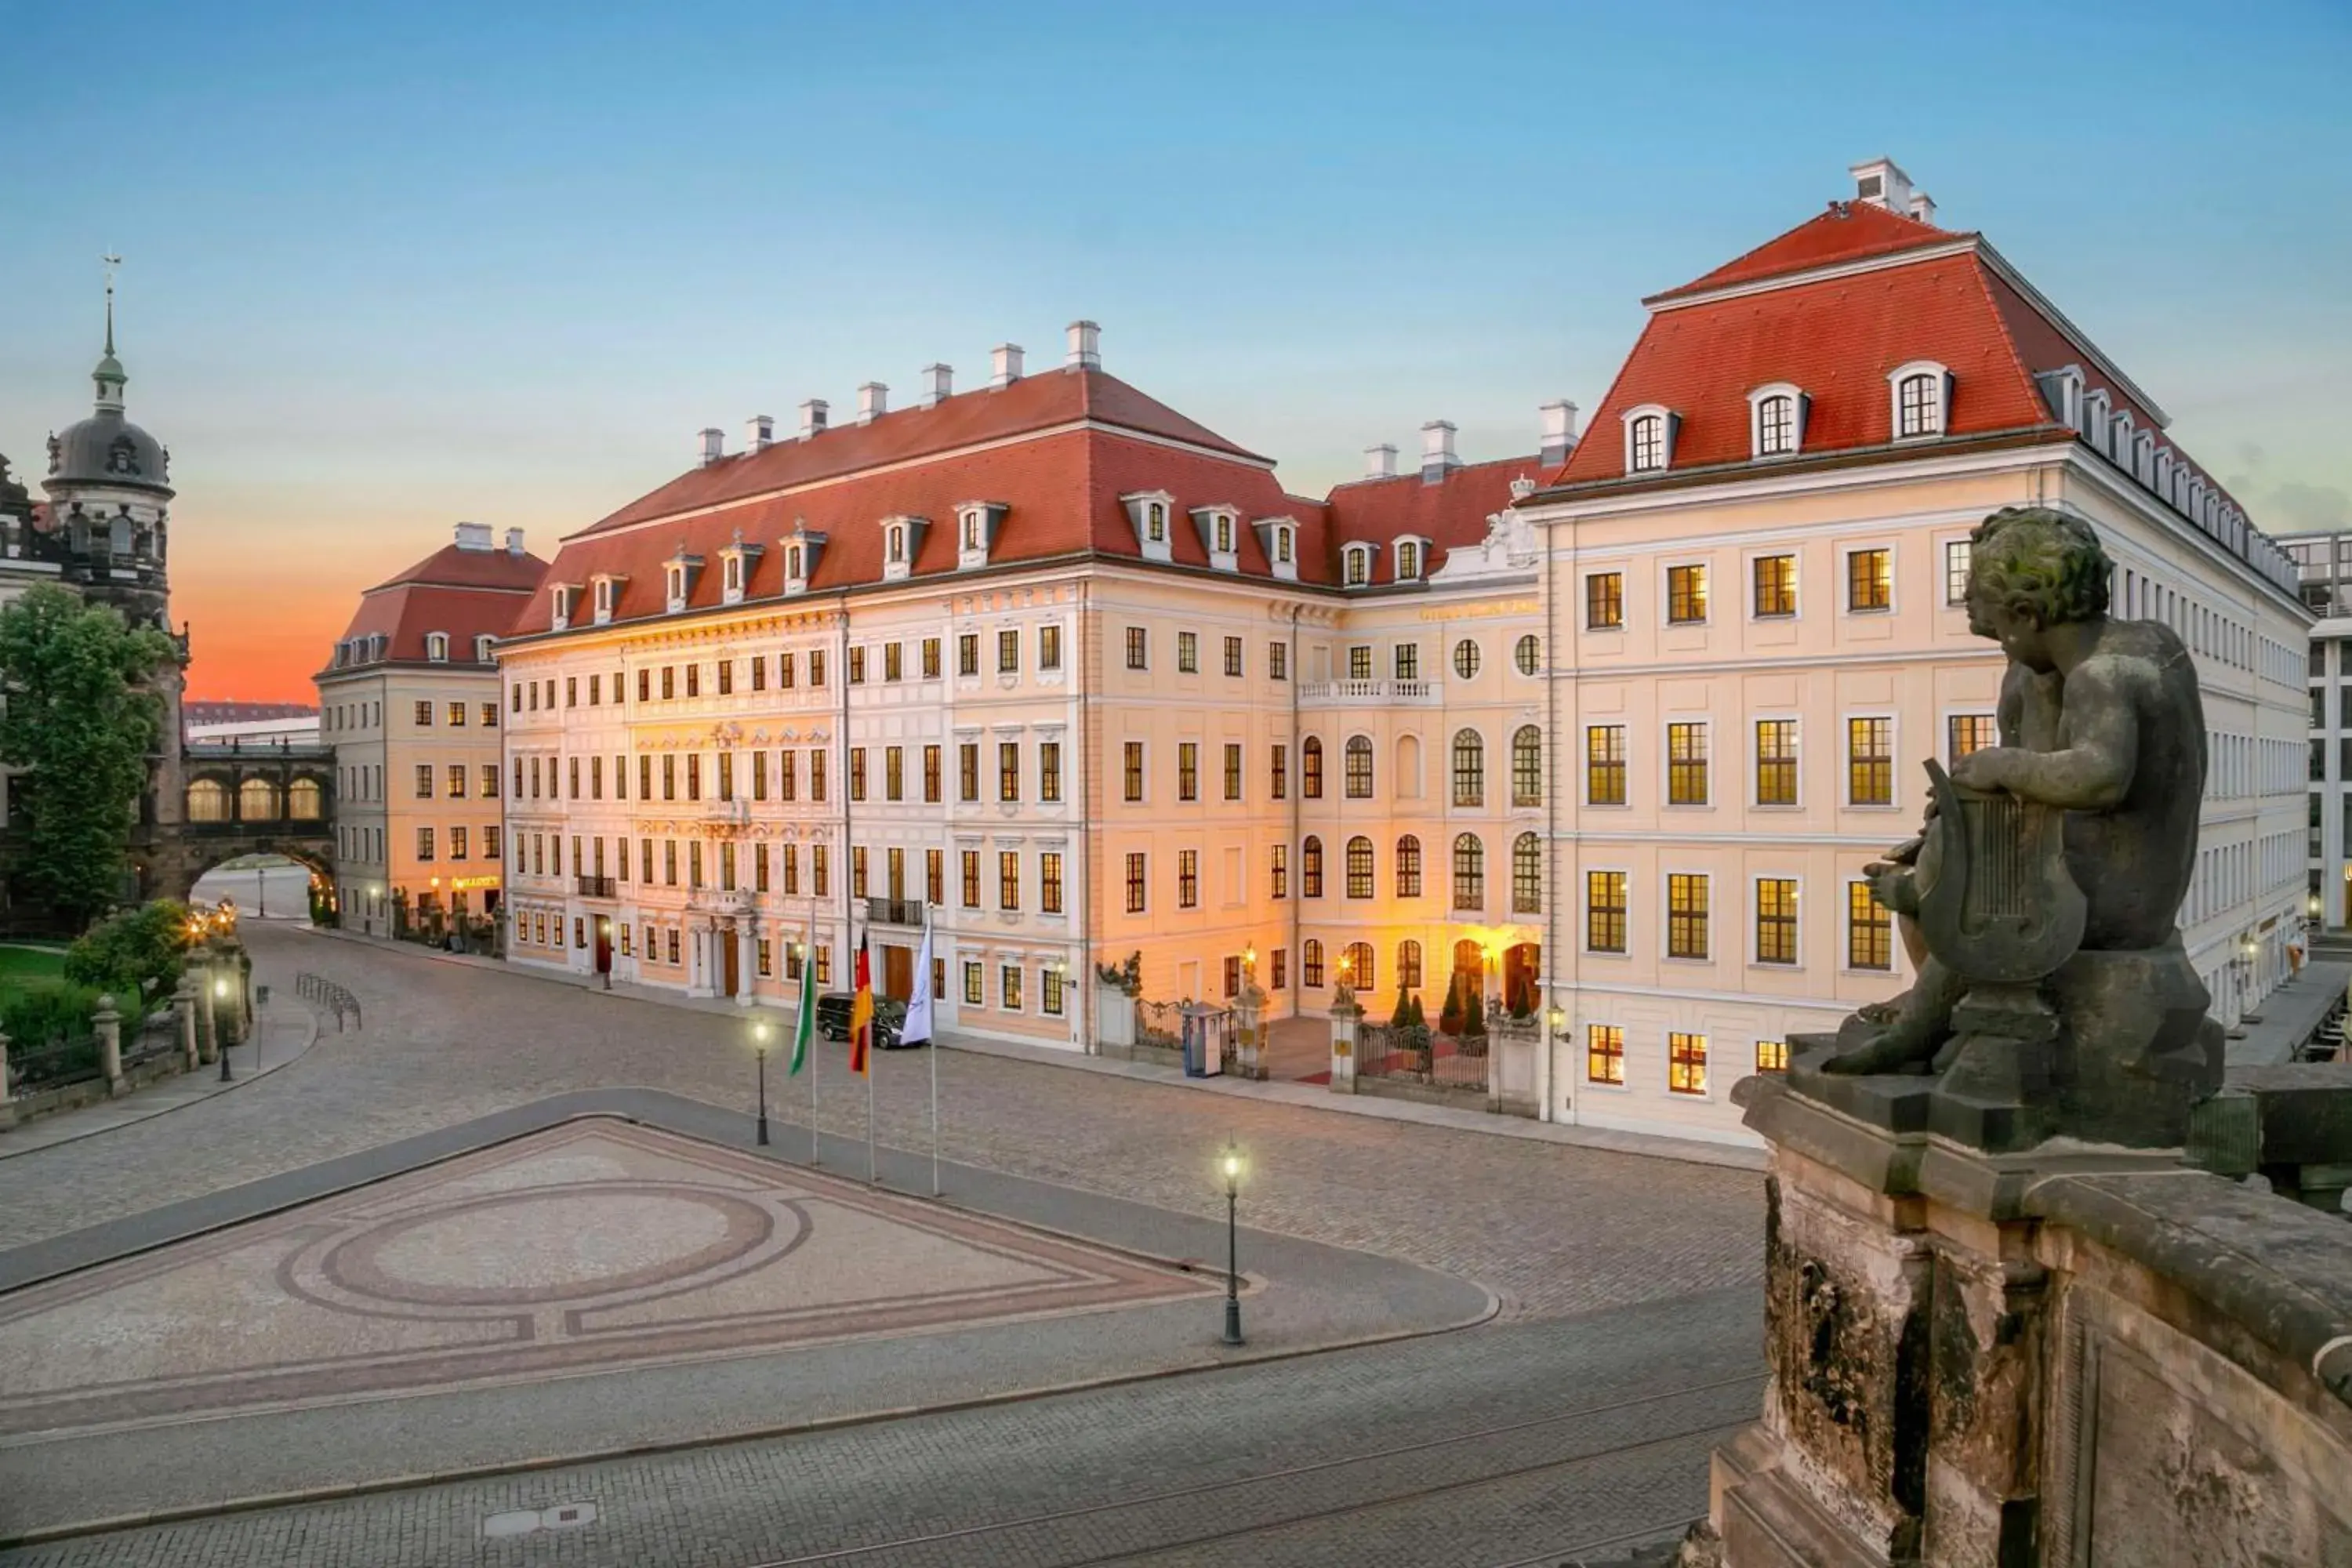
[
  {"left": 331, "top": 543, "right": 549, "bottom": 665},
  {"left": 581, "top": 367, "right": 1269, "bottom": 536},
  {"left": 1557, "top": 250, "right": 2060, "bottom": 485},
  {"left": 1649, "top": 201, "right": 1966, "bottom": 303},
  {"left": 1321, "top": 457, "right": 1544, "bottom": 586}
]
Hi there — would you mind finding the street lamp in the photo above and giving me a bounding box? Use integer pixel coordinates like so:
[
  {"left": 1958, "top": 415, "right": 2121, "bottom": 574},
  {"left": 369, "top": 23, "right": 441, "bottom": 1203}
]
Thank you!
[
  {"left": 597, "top": 917, "right": 613, "bottom": 990},
  {"left": 1218, "top": 1137, "right": 1246, "bottom": 1346},
  {"left": 750, "top": 1014, "right": 773, "bottom": 1146},
  {"left": 215, "top": 975, "right": 234, "bottom": 1082}
]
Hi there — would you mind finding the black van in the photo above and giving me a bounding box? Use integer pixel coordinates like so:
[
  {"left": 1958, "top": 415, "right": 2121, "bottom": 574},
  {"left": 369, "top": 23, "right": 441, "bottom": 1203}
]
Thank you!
[{"left": 815, "top": 993, "right": 909, "bottom": 1049}]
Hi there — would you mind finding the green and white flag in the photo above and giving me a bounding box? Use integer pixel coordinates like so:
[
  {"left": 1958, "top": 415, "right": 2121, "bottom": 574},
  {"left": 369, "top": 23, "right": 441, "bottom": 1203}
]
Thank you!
[{"left": 789, "top": 960, "right": 814, "bottom": 1076}]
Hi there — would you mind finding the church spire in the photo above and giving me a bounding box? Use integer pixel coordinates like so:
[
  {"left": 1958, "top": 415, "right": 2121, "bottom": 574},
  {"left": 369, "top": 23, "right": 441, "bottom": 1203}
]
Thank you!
[{"left": 93, "top": 251, "right": 126, "bottom": 412}]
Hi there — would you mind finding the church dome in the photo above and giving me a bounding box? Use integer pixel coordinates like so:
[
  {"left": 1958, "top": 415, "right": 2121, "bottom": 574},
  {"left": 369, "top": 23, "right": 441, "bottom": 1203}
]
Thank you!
[{"left": 48, "top": 408, "right": 171, "bottom": 495}]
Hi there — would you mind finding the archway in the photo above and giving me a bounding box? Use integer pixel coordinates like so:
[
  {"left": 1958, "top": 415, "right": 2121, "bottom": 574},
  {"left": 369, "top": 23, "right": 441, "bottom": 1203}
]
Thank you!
[{"left": 1502, "top": 942, "right": 1540, "bottom": 1018}]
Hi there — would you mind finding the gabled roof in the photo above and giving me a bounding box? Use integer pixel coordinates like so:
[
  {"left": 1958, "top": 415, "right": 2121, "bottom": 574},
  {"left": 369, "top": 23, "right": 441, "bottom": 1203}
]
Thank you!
[
  {"left": 376, "top": 539, "right": 548, "bottom": 592},
  {"left": 1648, "top": 201, "right": 1967, "bottom": 304},
  {"left": 582, "top": 367, "right": 1269, "bottom": 537}
]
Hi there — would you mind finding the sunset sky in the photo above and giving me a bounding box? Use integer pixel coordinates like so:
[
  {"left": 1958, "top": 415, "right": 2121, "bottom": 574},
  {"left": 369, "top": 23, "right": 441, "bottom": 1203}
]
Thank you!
[{"left": 4, "top": 0, "right": 2346, "bottom": 702}]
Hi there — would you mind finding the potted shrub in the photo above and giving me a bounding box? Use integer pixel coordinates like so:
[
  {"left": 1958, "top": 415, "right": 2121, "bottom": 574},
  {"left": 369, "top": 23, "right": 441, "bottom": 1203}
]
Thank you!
[{"left": 1437, "top": 974, "right": 1465, "bottom": 1040}]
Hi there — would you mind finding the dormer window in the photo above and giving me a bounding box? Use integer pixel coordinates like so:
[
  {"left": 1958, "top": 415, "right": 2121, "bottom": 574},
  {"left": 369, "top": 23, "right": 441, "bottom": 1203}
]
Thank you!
[
  {"left": 550, "top": 583, "right": 576, "bottom": 630},
  {"left": 887, "top": 524, "right": 906, "bottom": 563},
  {"left": 877, "top": 514, "right": 927, "bottom": 583},
  {"left": 1215, "top": 514, "right": 1232, "bottom": 554},
  {"left": 590, "top": 573, "right": 624, "bottom": 625},
  {"left": 474, "top": 634, "right": 494, "bottom": 662},
  {"left": 1747, "top": 384, "right": 1807, "bottom": 458},
  {"left": 665, "top": 564, "right": 688, "bottom": 612},
  {"left": 2037, "top": 365, "right": 2086, "bottom": 430},
  {"left": 955, "top": 503, "right": 1007, "bottom": 571},
  {"left": 1189, "top": 506, "right": 1242, "bottom": 572},
  {"left": 2132, "top": 430, "right": 2157, "bottom": 488},
  {"left": 426, "top": 631, "right": 450, "bottom": 662},
  {"left": 1343, "top": 544, "right": 1373, "bottom": 587},
  {"left": 1120, "top": 491, "right": 1177, "bottom": 564},
  {"left": 1276, "top": 527, "right": 1293, "bottom": 564},
  {"left": 1253, "top": 516, "right": 1300, "bottom": 583},
  {"left": 1399, "top": 540, "right": 1420, "bottom": 579},
  {"left": 1889, "top": 361, "right": 1951, "bottom": 439},
  {"left": 2084, "top": 388, "right": 2113, "bottom": 456},
  {"left": 787, "top": 545, "right": 804, "bottom": 579},
  {"left": 776, "top": 524, "right": 826, "bottom": 595},
  {"left": 715, "top": 533, "right": 763, "bottom": 606},
  {"left": 1622, "top": 405, "right": 1677, "bottom": 473}
]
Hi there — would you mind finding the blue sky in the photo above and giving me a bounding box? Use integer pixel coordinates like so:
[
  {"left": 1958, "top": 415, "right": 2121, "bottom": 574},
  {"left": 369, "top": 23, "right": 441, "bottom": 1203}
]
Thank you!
[{"left": 2, "top": 0, "right": 2346, "bottom": 696}]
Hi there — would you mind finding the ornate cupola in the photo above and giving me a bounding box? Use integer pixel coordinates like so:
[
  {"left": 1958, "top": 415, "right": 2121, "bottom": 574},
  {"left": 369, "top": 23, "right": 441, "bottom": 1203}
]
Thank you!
[{"left": 42, "top": 257, "right": 175, "bottom": 629}]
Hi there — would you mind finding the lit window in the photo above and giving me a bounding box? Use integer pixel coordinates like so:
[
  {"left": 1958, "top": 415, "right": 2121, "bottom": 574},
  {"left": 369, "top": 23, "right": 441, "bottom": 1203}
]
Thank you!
[
  {"left": 1586, "top": 726, "right": 1626, "bottom": 806},
  {"left": 1586, "top": 572, "right": 1624, "bottom": 630},
  {"left": 1345, "top": 736, "right": 1374, "bottom": 798},
  {"left": 1511, "top": 833, "right": 1541, "bottom": 914},
  {"left": 1848, "top": 717, "right": 1893, "bottom": 806},
  {"left": 1667, "top": 564, "right": 1708, "bottom": 623},
  {"left": 1395, "top": 835, "right": 1421, "bottom": 898},
  {"left": 1303, "top": 737, "right": 1323, "bottom": 798},
  {"left": 1755, "top": 878, "right": 1798, "bottom": 964},
  {"left": 1668, "top": 873, "right": 1709, "bottom": 960},
  {"left": 1847, "top": 548, "right": 1892, "bottom": 612},
  {"left": 1303, "top": 939, "right": 1324, "bottom": 988},
  {"left": 1451, "top": 833, "right": 1484, "bottom": 909},
  {"left": 1512, "top": 726, "right": 1542, "bottom": 807},
  {"left": 1451, "top": 729, "right": 1483, "bottom": 807},
  {"left": 1947, "top": 714, "right": 1998, "bottom": 764},
  {"left": 1302, "top": 836, "right": 1323, "bottom": 898},
  {"left": 1588, "top": 1025, "right": 1625, "bottom": 1085},
  {"left": 1668, "top": 1033, "right": 1708, "bottom": 1095},
  {"left": 1756, "top": 1040, "right": 1789, "bottom": 1073},
  {"left": 1667, "top": 722, "right": 1708, "bottom": 805},
  {"left": 1849, "top": 881, "right": 1893, "bottom": 970},
  {"left": 1398, "top": 540, "right": 1421, "bottom": 579},
  {"left": 1345, "top": 836, "right": 1374, "bottom": 898},
  {"left": 1345, "top": 546, "right": 1371, "bottom": 586},
  {"left": 1755, "top": 720, "right": 1798, "bottom": 806},
  {"left": 1397, "top": 940, "right": 1422, "bottom": 989},
  {"left": 1944, "top": 540, "right": 1973, "bottom": 605},
  {"left": 1753, "top": 555, "right": 1796, "bottom": 618}
]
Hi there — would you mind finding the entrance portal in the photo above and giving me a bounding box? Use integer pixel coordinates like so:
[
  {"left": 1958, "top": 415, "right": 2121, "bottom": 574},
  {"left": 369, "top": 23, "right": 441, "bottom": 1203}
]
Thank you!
[
  {"left": 882, "top": 944, "right": 913, "bottom": 1000},
  {"left": 1502, "top": 942, "right": 1539, "bottom": 1017},
  {"left": 721, "top": 929, "right": 741, "bottom": 997}
]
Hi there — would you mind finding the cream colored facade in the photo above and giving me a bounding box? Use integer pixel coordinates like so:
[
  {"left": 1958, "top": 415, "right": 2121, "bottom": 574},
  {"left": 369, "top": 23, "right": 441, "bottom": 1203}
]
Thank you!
[
  {"left": 1528, "top": 446, "right": 2310, "bottom": 1145},
  {"left": 319, "top": 666, "right": 507, "bottom": 935}
]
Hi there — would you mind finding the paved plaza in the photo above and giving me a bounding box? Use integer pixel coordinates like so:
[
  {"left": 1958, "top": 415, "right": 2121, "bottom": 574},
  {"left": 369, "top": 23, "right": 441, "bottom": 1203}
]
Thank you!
[{"left": 0, "top": 926, "right": 1767, "bottom": 1562}]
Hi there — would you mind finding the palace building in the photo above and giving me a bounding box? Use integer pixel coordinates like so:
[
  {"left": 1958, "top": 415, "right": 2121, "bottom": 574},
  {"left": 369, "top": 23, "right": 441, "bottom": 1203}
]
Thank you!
[
  {"left": 1522, "top": 158, "right": 2309, "bottom": 1142},
  {"left": 494, "top": 158, "right": 2308, "bottom": 1143},
  {"left": 318, "top": 524, "right": 545, "bottom": 940}
]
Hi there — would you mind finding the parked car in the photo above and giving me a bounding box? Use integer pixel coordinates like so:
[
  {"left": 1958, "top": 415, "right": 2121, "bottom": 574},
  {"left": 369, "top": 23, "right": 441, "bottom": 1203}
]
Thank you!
[{"left": 815, "top": 993, "right": 912, "bottom": 1048}]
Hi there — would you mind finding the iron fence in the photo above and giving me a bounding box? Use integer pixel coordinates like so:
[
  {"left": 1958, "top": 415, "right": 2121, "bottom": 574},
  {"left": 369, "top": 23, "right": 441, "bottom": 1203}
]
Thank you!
[
  {"left": 1136, "top": 1000, "right": 1185, "bottom": 1053},
  {"left": 6, "top": 1035, "right": 104, "bottom": 1096},
  {"left": 1356, "top": 1022, "right": 1490, "bottom": 1094},
  {"left": 121, "top": 1018, "right": 181, "bottom": 1069},
  {"left": 296, "top": 972, "right": 363, "bottom": 1031}
]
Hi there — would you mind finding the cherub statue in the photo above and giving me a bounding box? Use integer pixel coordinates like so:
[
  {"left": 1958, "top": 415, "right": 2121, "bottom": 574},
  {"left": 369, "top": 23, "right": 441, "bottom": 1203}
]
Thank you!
[{"left": 1824, "top": 506, "right": 2206, "bottom": 1076}]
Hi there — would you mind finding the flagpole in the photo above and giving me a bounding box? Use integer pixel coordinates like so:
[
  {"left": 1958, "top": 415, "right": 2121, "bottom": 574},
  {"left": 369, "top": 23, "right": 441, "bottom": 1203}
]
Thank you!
[{"left": 927, "top": 910, "right": 940, "bottom": 1198}]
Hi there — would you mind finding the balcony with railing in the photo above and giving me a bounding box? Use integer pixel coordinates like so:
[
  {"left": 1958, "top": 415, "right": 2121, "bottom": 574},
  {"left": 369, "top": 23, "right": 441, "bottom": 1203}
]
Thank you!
[
  {"left": 575, "top": 874, "right": 617, "bottom": 898},
  {"left": 1298, "top": 677, "right": 1440, "bottom": 706},
  {"left": 866, "top": 896, "right": 931, "bottom": 927}
]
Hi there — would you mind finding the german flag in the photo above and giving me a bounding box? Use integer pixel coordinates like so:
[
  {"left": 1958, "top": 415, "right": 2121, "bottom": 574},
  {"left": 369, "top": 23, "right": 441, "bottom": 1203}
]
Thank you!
[{"left": 848, "top": 932, "right": 874, "bottom": 1076}]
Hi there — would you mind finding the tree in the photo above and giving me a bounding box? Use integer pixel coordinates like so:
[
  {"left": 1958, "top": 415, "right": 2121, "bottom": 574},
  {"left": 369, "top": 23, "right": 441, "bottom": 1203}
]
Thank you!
[
  {"left": 0, "top": 585, "right": 175, "bottom": 932},
  {"left": 1437, "top": 973, "right": 1465, "bottom": 1037},
  {"left": 66, "top": 898, "right": 196, "bottom": 1000},
  {"left": 1465, "top": 985, "right": 1486, "bottom": 1040}
]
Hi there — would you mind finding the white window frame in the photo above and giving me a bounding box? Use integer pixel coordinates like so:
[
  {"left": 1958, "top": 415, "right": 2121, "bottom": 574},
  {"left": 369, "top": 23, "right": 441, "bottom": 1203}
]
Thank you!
[
  {"left": 1750, "top": 711, "right": 1803, "bottom": 811},
  {"left": 1662, "top": 717, "right": 1712, "bottom": 809},
  {"left": 550, "top": 584, "right": 574, "bottom": 631},
  {"left": 1888, "top": 360, "right": 1951, "bottom": 439},
  {"left": 1842, "top": 710, "right": 1900, "bottom": 811},
  {"left": 1750, "top": 869, "right": 1806, "bottom": 970},
  {"left": 1343, "top": 544, "right": 1373, "bottom": 587},
  {"left": 1745, "top": 383, "right": 1807, "bottom": 459},
  {"left": 1584, "top": 864, "right": 1634, "bottom": 958},
  {"left": 1622, "top": 403, "right": 1676, "bottom": 473},
  {"left": 1841, "top": 542, "right": 1897, "bottom": 616},
  {"left": 664, "top": 564, "right": 688, "bottom": 613},
  {"left": 1660, "top": 866, "right": 1714, "bottom": 966},
  {"left": 1395, "top": 535, "right": 1429, "bottom": 582},
  {"left": 474, "top": 633, "right": 494, "bottom": 662},
  {"left": 592, "top": 575, "right": 619, "bottom": 623},
  {"left": 425, "top": 631, "right": 450, "bottom": 662}
]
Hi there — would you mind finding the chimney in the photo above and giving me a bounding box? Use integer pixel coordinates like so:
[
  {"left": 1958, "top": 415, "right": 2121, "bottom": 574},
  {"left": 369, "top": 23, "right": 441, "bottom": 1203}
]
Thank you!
[
  {"left": 1364, "top": 443, "right": 1399, "bottom": 481},
  {"left": 1420, "top": 420, "right": 1460, "bottom": 485},
  {"left": 1848, "top": 156, "right": 1915, "bottom": 215},
  {"left": 505, "top": 528, "right": 527, "bottom": 557},
  {"left": 1908, "top": 191, "right": 1937, "bottom": 225},
  {"left": 920, "top": 363, "right": 953, "bottom": 407},
  {"left": 857, "top": 382, "right": 888, "bottom": 423},
  {"left": 1065, "top": 320, "right": 1101, "bottom": 369},
  {"left": 1539, "top": 400, "right": 1581, "bottom": 466},
  {"left": 746, "top": 414, "right": 775, "bottom": 452},
  {"left": 799, "top": 398, "right": 829, "bottom": 439},
  {"left": 990, "top": 343, "right": 1024, "bottom": 389},
  {"left": 453, "top": 521, "right": 493, "bottom": 551},
  {"left": 698, "top": 427, "right": 724, "bottom": 466}
]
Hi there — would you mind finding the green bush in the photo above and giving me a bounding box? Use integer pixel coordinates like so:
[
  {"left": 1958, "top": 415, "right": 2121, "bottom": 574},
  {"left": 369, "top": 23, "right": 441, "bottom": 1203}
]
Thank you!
[
  {"left": 1437, "top": 974, "right": 1465, "bottom": 1037},
  {"left": 1465, "top": 987, "right": 1486, "bottom": 1039},
  {"left": 64, "top": 900, "right": 195, "bottom": 1003},
  {"left": 2, "top": 982, "right": 105, "bottom": 1047}
]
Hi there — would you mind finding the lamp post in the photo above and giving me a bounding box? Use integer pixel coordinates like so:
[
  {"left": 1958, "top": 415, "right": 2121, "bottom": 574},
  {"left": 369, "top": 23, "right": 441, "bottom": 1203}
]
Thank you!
[
  {"left": 1219, "top": 1137, "right": 1246, "bottom": 1346},
  {"left": 598, "top": 917, "right": 613, "bottom": 990},
  {"left": 750, "top": 1015, "right": 773, "bottom": 1145},
  {"left": 215, "top": 974, "right": 234, "bottom": 1082}
]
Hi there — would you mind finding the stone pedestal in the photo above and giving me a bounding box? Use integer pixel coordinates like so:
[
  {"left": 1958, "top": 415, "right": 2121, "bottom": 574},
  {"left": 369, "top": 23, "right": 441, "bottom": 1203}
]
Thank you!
[
  {"left": 1328, "top": 997, "right": 1361, "bottom": 1093},
  {"left": 94, "top": 995, "right": 125, "bottom": 1098},
  {"left": 176, "top": 975, "right": 199, "bottom": 1069}
]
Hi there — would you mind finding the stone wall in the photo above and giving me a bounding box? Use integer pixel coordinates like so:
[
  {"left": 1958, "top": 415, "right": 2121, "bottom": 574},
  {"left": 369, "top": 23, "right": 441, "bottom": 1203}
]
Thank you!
[{"left": 1711, "top": 1078, "right": 2352, "bottom": 1566}]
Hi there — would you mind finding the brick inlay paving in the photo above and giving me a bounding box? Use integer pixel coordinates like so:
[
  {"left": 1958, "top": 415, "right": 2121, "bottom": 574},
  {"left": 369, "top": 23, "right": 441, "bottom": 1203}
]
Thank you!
[{"left": 0, "top": 1119, "right": 1213, "bottom": 1439}]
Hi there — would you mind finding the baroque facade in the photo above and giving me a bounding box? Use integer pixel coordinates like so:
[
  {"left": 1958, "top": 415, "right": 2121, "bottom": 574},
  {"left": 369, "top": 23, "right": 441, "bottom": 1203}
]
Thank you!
[
  {"left": 495, "top": 159, "right": 2307, "bottom": 1142},
  {"left": 318, "top": 524, "right": 545, "bottom": 938}
]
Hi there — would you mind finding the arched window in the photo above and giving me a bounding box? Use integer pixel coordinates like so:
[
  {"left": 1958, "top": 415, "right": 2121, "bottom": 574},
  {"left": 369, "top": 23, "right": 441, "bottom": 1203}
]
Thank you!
[
  {"left": 1514, "top": 633, "right": 1541, "bottom": 676},
  {"left": 1630, "top": 413, "right": 1666, "bottom": 472},
  {"left": 1452, "top": 729, "right": 1484, "bottom": 807},
  {"left": 887, "top": 524, "right": 906, "bottom": 563},
  {"left": 1302, "top": 736, "right": 1324, "bottom": 799},
  {"left": 1345, "top": 735, "right": 1374, "bottom": 798},
  {"left": 1147, "top": 503, "right": 1166, "bottom": 542},
  {"left": 1396, "top": 834, "right": 1422, "bottom": 898},
  {"left": 1892, "top": 364, "right": 1948, "bottom": 437},
  {"left": 1512, "top": 725, "right": 1543, "bottom": 807},
  {"left": 288, "top": 779, "right": 324, "bottom": 821},
  {"left": 1302, "top": 938, "right": 1326, "bottom": 988},
  {"left": 1344, "top": 546, "right": 1371, "bottom": 586},
  {"left": 1453, "top": 937, "right": 1483, "bottom": 984},
  {"left": 239, "top": 779, "right": 281, "bottom": 820},
  {"left": 1453, "top": 639, "right": 1481, "bottom": 679},
  {"left": 1397, "top": 939, "right": 1423, "bottom": 989},
  {"left": 1396, "top": 733, "right": 1423, "bottom": 799},
  {"left": 1345, "top": 835, "right": 1374, "bottom": 898},
  {"left": 1341, "top": 941, "right": 1375, "bottom": 992},
  {"left": 186, "top": 779, "right": 229, "bottom": 822},
  {"left": 1275, "top": 526, "right": 1293, "bottom": 564},
  {"left": 1452, "top": 833, "right": 1485, "bottom": 909},
  {"left": 1754, "top": 393, "right": 1798, "bottom": 456},
  {"left": 1512, "top": 832, "right": 1542, "bottom": 913},
  {"left": 1302, "top": 835, "right": 1324, "bottom": 898},
  {"left": 1398, "top": 539, "right": 1421, "bottom": 579},
  {"left": 426, "top": 632, "right": 449, "bottom": 662}
]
